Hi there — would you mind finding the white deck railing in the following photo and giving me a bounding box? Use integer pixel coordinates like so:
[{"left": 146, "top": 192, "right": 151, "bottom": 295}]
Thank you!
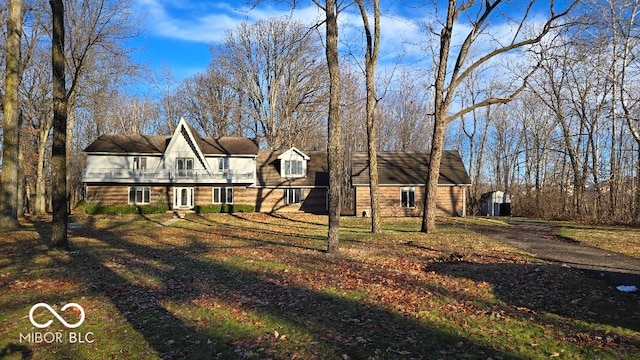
[{"left": 83, "top": 168, "right": 255, "bottom": 184}]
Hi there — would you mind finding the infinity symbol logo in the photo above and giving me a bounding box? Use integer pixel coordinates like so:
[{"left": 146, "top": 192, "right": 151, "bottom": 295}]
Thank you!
[{"left": 29, "top": 303, "right": 85, "bottom": 329}]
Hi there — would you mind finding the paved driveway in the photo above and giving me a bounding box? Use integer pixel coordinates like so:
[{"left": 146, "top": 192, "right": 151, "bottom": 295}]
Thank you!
[{"left": 469, "top": 221, "right": 640, "bottom": 291}]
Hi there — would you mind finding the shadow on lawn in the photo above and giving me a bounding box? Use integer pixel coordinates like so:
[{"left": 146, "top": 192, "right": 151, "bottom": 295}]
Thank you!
[
  {"left": 179, "top": 214, "right": 328, "bottom": 252},
  {"left": 24, "top": 216, "right": 521, "bottom": 360},
  {"left": 427, "top": 261, "right": 640, "bottom": 334}
]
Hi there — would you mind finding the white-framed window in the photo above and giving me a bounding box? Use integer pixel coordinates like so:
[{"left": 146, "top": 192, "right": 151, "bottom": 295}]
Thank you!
[
  {"left": 218, "top": 157, "right": 230, "bottom": 172},
  {"left": 176, "top": 157, "right": 194, "bottom": 177},
  {"left": 213, "top": 187, "right": 233, "bottom": 204},
  {"left": 401, "top": 187, "right": 416, "bottom": 208},
  {"left": 284, "top": 160, "right": 304, "bottom": 176},
  {"left": 133, "top": 156, "right": 147, "bottom": 170},
  {"left": 129, "top": 187, "right": 150, "bottom": 204},
  {"left": 284, "top": 188, "right": 304, "bottom": 205}
]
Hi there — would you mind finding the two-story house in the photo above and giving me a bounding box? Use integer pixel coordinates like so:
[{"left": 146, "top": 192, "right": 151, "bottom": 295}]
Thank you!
[{"left": 83, "top": 118, "right": 471, "bottom": 216}]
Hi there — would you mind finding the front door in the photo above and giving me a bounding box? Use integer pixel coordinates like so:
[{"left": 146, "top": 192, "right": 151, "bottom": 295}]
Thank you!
[{"left": 173, "top": 187, "right": 194, "bottom": 209}]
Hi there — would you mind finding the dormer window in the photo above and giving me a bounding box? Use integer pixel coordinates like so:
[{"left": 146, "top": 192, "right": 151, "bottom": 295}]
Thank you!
[
  {"left": 285, "top": 160, "right": 303, "bottom": 176},
  {"left": 278, "top": 147, "right": 310, "bottom": 178}
]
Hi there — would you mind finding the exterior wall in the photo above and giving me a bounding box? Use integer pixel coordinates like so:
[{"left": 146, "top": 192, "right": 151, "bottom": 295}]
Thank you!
[
  {"left": 355, "top": 185, "right": 467, "bottom": 217},
  {"left": 85, "top": 184, "right": 326, "bottom": 213},
  {"left": 159, "top": 130, "right": 207, "bottom": 173},
  {"left": 237, "top": 187, "right": 327, "bottom": 213},
  {"left": 86, "top": 185, "right": 172, "bottom": 207},
  {"left": 85, "top": 154, "right": 162, "bottom": 175},
  {"left": 205, "top": 156, "right": 256, "bottom": 179}
]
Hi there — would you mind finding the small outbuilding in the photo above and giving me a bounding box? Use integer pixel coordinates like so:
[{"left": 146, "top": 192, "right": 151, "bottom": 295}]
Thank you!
[{"left": 479, "top": 191, "right": 511, "bottom": 216}]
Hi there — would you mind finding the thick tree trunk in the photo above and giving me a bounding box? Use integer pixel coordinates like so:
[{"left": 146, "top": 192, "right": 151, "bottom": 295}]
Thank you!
[
  {"left": 421, "top": 113, "right": 446, "bottom": 233},
  {"left": 50, "top": 0, "right": 68, "bottom": 249},
  {"left": 325, "top": 0, "right": 341, "bottom": 253},
  {"left": 0, "top": 0, "right": 22, "bottom": 230}
]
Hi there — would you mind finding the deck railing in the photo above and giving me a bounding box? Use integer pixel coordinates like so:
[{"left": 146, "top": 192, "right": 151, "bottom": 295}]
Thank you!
[{"left": 83, "top": 168, "right": 255, "bottom": 183}]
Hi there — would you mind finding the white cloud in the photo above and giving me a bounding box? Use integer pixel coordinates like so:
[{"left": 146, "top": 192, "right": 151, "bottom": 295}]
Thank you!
[{"left": 135, "top": 0, "right": 325, "bottom": 43}]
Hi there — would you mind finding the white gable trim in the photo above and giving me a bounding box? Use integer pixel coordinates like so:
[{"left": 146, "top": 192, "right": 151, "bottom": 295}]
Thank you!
[
  {"left": 277, "top": 147, "right": 310, "bottom": 160},
  {"left": 155, "top": 118, "right": 211, "bottom": 174}
]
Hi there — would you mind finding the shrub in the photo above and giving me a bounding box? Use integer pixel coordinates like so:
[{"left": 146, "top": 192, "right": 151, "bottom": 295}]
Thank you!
[
  {"left": 85, "top": 204, "right": 139, "bottom": 215},
  {"left": 138, "top": 204, "right": 170, "bottom": 214},
  {"left": 195, "top": 204, "right": 255, "bottom": 214}
]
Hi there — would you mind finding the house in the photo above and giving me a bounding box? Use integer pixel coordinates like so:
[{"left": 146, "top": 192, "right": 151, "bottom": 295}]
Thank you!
[
  {"left": 351, "top": 151, "right": 472, "bottom": 217},
  {"left": 82, "top": 118, "right": 328, "bottom": 213},
  {"left": 83, "top": 118, "right": 471, "bottom": 216}
]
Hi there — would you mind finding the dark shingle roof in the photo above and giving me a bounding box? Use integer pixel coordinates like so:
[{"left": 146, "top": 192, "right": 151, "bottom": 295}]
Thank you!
[
  {"left": 84, "top": 134, "right": 259, "bottom": 156},
  {"left": 351, "top": 151, "right": 471, "bottom": 186},
  {"left": 255, "top": 150, "right": 328, "bottom": 187}
]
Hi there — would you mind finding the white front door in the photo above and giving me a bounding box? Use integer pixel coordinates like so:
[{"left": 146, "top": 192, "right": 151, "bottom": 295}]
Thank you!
[{"left": 173, "top": 187, "right": 194, "bottom": 209}]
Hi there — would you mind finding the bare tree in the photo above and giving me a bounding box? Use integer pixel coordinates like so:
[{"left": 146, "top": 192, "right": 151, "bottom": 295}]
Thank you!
[
  {"left": 212, "top": 17, "right": 328, "bottom": 149},
  {"left": 0, "top": 0, "right": 22, "bottom": 229},
  {"left": 355, "top": 0, "right": 381, "bottom": 233},
  {"left": 310, "top": 0, "right": 343, "bottom": 252},
  {"left": 420, "top": 0, "right": 576, "bottom": 233}
]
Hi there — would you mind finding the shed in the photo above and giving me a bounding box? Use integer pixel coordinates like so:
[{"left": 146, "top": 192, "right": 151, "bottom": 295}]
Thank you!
[{"left": 480, "top": 191, "right": 511, "bottom": 216}]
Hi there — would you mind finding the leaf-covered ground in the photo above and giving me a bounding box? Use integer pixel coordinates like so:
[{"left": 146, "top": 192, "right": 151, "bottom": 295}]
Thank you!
[{"left": 1, "top": 213, "right": 639, "bottom": 359}]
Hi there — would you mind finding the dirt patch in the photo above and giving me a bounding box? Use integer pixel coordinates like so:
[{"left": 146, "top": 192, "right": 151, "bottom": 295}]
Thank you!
[{"left": 467, "top": 221, "right": 640, "bottom": 293}]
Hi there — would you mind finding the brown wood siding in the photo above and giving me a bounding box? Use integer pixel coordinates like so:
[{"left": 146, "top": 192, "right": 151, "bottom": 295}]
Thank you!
[
  {"left": 194, "top": 186, "right": 212, "bottom": 206},
  {"left": 86, "top": 185, "right": 172, "bottom": 206},
  {"left": 236, "top": 187, "right": 327, "bottom": 213},
  {"left": 87, "top": 184, "right": 328, "bottom": 214},
  {"left": 355, "top": 186, "right": 466, "bottom": 217}
]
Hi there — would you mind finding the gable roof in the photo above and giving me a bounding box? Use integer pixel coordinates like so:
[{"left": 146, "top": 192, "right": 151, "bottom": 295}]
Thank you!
[
  {"left": 84, "top": 131, "right": 259, "bottom": 156},
  {"left": 255, "top": 150, "right": 328, "bottom": 187},
  {"left": 83, "top": 134, "right": 168, "bottom": 154},
  {"left": 277, "top": 147, "right": 310, "bottom": 160},
  {"left": 351, "top": 151, "right": 471, "bottom": 186}
]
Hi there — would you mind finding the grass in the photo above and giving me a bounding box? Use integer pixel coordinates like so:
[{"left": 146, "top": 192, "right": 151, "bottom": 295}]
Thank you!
[
  {"left": 557, "top": 224, "right": 640, "bottom": 259},
  {"left": 0, "top": 213, "right": 638, "bottom": 359}
]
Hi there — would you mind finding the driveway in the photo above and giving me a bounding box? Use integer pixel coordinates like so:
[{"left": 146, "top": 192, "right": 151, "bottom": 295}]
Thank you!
[{"left": 469, "top": 221, "right": 640, "bottom": 291}]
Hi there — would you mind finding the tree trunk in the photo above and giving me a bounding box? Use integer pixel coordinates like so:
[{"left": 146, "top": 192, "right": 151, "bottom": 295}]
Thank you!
[
  {"left": 35, "top": 126, "right": 51, "bottom": 214},
  {"left": 356, "top": 0, "right": 381, "bottom": 233},
  {"left": 325, "top": 0, "right": 341, "bottom": 253},
  {"left": 421, "top": 113, "right": 446, "bottom": 233},
  {"left": 50, "top": 0, "right": 68, "bottom": 249},
  {"left": 0, "top": 0, "right": 22, "bottom": 230}
]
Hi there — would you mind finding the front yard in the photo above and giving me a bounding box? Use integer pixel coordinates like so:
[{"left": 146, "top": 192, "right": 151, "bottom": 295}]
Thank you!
[{"left": 1, "top": 214, "right": 638, "bottom": 359}]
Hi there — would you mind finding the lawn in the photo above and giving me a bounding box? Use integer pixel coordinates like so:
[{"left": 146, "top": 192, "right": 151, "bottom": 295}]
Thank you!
[{"left": 0, "top": 213, "right": 639, "bottom": 359}]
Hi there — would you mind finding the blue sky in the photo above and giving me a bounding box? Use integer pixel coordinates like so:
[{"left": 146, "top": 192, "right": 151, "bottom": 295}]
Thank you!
[
  {"left": 128, "top": 0, "right": 423, "bottom": 83},
  {"left": 127, "top": 0, "right": 572, "bottom": 86}
]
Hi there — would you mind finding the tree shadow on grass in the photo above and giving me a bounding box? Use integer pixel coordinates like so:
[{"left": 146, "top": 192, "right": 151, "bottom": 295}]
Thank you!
[
  {"left": 427, "top": 261, "right": 640, "bottom": 335},
  {"left": 177, "top": 214, "right": 328, "bottom": 252},
  {"left": 45, "top": 216, "right": 524, "bottom": 360}
]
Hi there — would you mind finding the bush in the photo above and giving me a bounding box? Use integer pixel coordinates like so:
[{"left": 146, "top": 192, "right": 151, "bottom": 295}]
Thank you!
[
  {"left": 138, "top": 204, "right": 170, "bottom": 214},
  {"left": 195, "top": 204, "right": 255, "bottom": 214},
  {"left": 73, "top": 199, "right": 89, "bottom": 214},
  {"left": 85, "top": 204, "right": 139, "bottom": 215},
  {"left": 81, "top": 203, "right": 170, "bottom": 215}
]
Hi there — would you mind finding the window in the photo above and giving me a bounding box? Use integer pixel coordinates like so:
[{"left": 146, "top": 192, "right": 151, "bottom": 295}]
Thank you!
[
  {"left": 284, "top": 160, "right": 304, "bottom": 176},
  {"left": 176, "top": 158, "right": 194, "bottom": 177},
  {"left": 285, "top": 188, "right": 304, "bottom": 205},
  {"left": 133, "top": 157, "right": 147, "bottom": 170},
  {"left": 213, "top": 187, "right": 233, "bottom": 204},
  {"left": 218, "top": 157, "right": 230, "bottom": 172},
  {"left": 401, "top": 187, "right": 415, "bottom": 208},
  {"left": 128, "top": 187, "right": 150, "bottom": 204}
]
